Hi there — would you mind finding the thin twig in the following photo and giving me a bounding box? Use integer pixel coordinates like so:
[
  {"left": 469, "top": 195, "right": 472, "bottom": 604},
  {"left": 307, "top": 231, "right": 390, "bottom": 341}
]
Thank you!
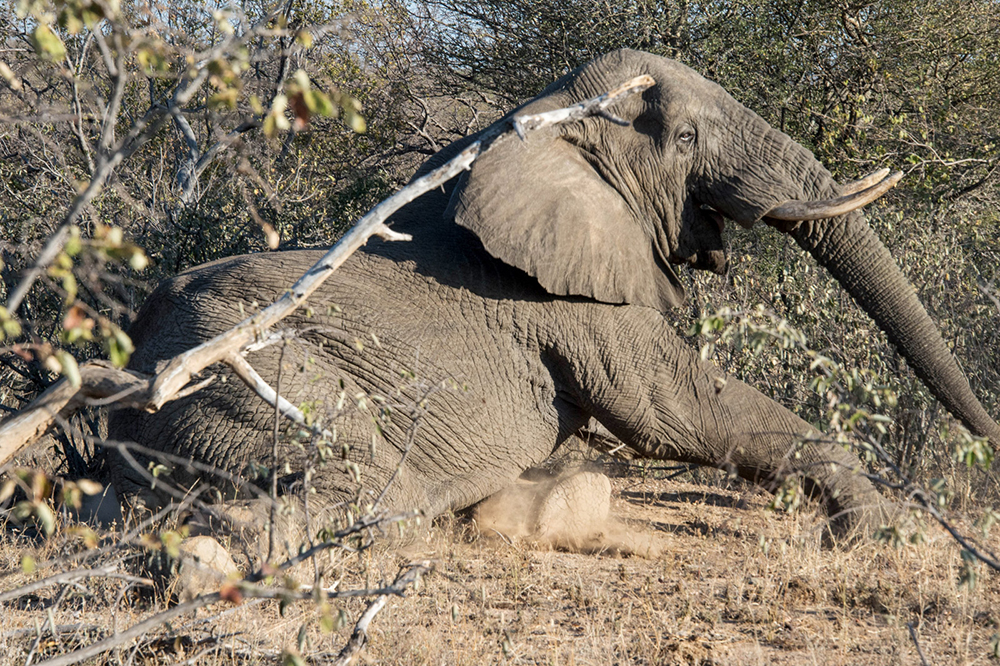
[
  {"left": 907, "top": 622, "right": 931, "bottom": 666},
  {"left": 332, "top": 560, "right": 433, "bottom": 666},
  {"left": 30, "top": 518, "right": 427, "bottom": 666},
  {"left": 371, "top": 383, "right": 443, "bottom": 511},
  {"left": 267, "top": 342, "right": 286, "bottom": 564},
  {"left": 1, "top": 624, "right": 101, "bottom": 640},
  {"left": 33, "top": 592, "right": 224, "bottom": 666},
  {"left": 0, "top": 563, "right": 153, "bottom": 604}
]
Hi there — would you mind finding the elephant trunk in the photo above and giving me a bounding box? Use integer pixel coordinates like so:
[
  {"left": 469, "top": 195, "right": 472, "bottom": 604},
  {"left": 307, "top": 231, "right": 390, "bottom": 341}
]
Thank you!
[{"left": 788, "top": 211, "right": 1000, "bottom": 444}]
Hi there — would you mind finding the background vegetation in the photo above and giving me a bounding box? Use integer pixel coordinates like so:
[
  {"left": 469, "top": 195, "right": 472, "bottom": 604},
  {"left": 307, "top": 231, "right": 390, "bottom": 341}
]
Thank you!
[{"left": 1, "top": 0, "right": 999, "bottom": 663}]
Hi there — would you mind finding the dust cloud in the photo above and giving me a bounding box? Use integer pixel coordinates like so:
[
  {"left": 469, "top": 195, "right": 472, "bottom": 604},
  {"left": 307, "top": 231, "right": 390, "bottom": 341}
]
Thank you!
[{"left": 473, "top": 471, "right": 662, "bottom": 557}]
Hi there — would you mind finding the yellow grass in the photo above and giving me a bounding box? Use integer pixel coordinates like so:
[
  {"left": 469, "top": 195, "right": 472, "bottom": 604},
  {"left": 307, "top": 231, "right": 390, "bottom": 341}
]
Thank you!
[{"left": 1, "top": 470, "right": 998, "bottom": 665}]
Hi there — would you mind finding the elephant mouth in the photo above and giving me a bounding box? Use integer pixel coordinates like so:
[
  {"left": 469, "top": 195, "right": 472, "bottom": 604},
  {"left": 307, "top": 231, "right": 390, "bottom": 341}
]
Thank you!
[
  {"left": 673, "top": 168, "right": 899, "bottom": 274},
  {"left": 669, "top": 203, "right": 729, "bottom": 275}
]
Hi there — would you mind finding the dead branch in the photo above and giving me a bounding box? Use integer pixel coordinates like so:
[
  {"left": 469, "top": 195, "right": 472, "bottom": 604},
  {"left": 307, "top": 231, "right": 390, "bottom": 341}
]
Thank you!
[
  {"left": 0, "top": 563, "right": 152, "bottom": 605},
  {"left": 0, "top": 361, "right": 150, "bottom": 465},
  {"left": 0, "top": 75, "right": 655, "bottom": 467},
  {"left": 332, "top": 597, "right": 386, "bottom": 665},
  {"left": 175, "top": 119, "right": 261, "bottom": 207},
  {"left": 907, "top": 623, "right": 931, "bottom": 666},
  {"left": 332, "top": 560, "right": 433, "bottom": 666},
  {"left": 225, "top": 351, "right": 333, "bottom": 442},
  {"left": 1, "top": 624, "right": 101, "bottom": 641},
  {"left": 32, "top": 592, "right": 224, "bottom": 666}
]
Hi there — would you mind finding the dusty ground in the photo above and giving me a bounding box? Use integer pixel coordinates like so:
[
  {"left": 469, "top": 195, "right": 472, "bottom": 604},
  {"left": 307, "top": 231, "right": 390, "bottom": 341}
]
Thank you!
[{"left": 1, "top": 469, "right": 998, "bottom": 665}]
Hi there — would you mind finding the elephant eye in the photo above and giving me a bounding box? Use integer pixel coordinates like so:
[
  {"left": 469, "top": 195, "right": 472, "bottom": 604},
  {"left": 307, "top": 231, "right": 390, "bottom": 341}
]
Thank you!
[{"left": 677, "top": 129, "right": 696, "bottom": 145}]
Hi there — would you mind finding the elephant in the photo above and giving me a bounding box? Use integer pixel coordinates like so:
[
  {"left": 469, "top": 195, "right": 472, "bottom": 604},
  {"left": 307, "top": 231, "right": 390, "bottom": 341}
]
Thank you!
[{"left": 107, "top": 49, "right": 1000, "bottom": 545}]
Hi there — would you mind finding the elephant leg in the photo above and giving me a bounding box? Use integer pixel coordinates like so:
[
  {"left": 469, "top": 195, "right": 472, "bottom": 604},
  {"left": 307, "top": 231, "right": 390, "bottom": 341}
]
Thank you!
[
  {"left": 652, "top": 377, "right": 889, "bottom": 535},
  {"left": 534, "top": 471, "right": 613, "bottom": 548},
  {"left": 687, "top": 377, "right": 892, "bottom": 536},
  {"left": 569, "top": 313, "right": 893, "bottom": 536}
]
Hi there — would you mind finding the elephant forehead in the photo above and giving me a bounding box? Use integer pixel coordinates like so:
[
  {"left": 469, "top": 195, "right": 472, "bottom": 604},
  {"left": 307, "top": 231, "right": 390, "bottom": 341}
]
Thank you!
[{"left": 573, "top": 49, "right": 703, "bottom": 91}]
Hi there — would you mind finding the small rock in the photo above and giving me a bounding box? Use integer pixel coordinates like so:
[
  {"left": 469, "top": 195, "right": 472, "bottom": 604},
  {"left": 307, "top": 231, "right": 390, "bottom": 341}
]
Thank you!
[{"left": 176, "top": 535, "right": 239, "bottom": 602}]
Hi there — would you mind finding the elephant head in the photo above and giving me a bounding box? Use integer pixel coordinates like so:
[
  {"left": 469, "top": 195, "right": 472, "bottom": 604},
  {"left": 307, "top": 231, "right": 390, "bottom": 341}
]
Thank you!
[{"left": 444, "top": 49, "right": 1000, "bottom": 445}]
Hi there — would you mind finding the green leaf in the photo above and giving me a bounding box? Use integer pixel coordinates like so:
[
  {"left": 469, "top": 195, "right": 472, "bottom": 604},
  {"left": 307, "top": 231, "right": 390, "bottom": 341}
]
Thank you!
[
  {"left": 209, "top": 88, "right": 239, "bottom": 111},
  {"left": 345, "top": 109, "right": 366, "bottom": 134},
  {"left": 0, "top": 60, "right": 21, "bottom": 91},
  {"left": 64, "top": 226, "right": 82, "bottom": 256},
  {"left": 62, "top": 483, "right": 83, "bottom": 510},
  {"left": 161, "top": 530, "right": 182, "bottom": 559},
  {"left": 106, "top": 327, "right": 134, "bottom": 368},
  {"left": 79, "top": 6, "right": 103, "bottom": 28},
  {"left": 57, "top": 351, "right": 81, "bottom": 387},
  {"left": 0, "top": 306, "right": 22, "bottom": 341},
  {"left": 16, "top": 0, "right": 47, "bottom": 20},
  {"left": 31, "top": 25, "right": 66, "bottom": 61},
  {"left": 137, "top": 47, "right": 169, "bottom": 75},
  {"left": 61, "top": 270, "right": 78, "bottom": 303},
  {"left": 319, "top": 611, "right": 334, "bottom": 633},
  {"left": 0, "top": 479, "right": 16, "bottom": 504},
  {"left": 958, "top": 549, "right": 978, "bottom": 589},
  {"left": 128, "top": 247, "right": 149, "bottom": 271},
  {"left": 34, "top": 501, "right": 56, "bottom": 536},
  {"left": 77, "top": 478, "right": 102, "bottom": 495},
  {"left": 295, "top": 30, "right": 313, "bottom": 48},
  {"left": 282, "top": 650, "right": 307, "bottom": 666},
  {"left": 292, "top": 69, "right": 311, "bottom": 92},
  {"left": 264, "top": 94, "right": 291, "bottom": 138},
  {"left": 307, "top": 90, "right": 335, "bottom": 117},
  {"left": 58, "top": 8, "right": 84, "bottom": 34}
]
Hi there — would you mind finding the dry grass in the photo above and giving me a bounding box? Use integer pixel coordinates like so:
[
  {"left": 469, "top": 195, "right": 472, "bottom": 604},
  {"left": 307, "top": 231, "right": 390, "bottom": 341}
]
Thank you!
[{"left": 1, "top": 470, "right": 998, "bottom": 665}]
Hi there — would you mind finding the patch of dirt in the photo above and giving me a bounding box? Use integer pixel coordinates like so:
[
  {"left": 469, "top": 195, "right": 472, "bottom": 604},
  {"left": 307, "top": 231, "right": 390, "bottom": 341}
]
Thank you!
[{"left": 2, "top": 472, "right": 999, "bottom": 665}]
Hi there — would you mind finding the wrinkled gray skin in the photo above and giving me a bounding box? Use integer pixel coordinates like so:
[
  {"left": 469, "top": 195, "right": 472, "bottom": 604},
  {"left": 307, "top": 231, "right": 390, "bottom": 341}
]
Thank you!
[{"left": 108, "top": 50, "right": 1000, "bottom": 536}]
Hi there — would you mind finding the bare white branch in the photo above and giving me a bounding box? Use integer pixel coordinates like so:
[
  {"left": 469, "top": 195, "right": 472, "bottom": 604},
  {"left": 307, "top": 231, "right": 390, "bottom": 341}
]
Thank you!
[{"left": 225, "top": 352, "right": 334, "bottom": 441}]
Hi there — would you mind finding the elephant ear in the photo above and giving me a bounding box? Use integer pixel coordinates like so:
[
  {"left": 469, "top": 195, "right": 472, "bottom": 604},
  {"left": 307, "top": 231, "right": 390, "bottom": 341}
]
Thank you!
[{"left": 449, "top": 129, "right": 685, "bottom": 310}]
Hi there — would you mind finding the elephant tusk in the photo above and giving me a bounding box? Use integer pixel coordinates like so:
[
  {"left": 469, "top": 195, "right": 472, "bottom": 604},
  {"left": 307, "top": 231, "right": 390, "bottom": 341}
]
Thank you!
[
  {"left": 764, "top": 170, "right": 903, "bottom": 222},
  {"left": 841, "top": 168, "right": 891, "bottom": 195}
]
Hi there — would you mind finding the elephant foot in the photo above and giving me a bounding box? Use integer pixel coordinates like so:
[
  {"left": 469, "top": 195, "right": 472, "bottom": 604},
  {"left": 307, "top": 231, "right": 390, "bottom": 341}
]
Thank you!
[
  {"left": 163, "top": 500, "right": 322, "bottom": 601},
  {"left": 474, "top": 470, "right": 615, "bottom": 552},
  {"left": 824, "top": 489, "right": 900, "bottom": 546}
]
